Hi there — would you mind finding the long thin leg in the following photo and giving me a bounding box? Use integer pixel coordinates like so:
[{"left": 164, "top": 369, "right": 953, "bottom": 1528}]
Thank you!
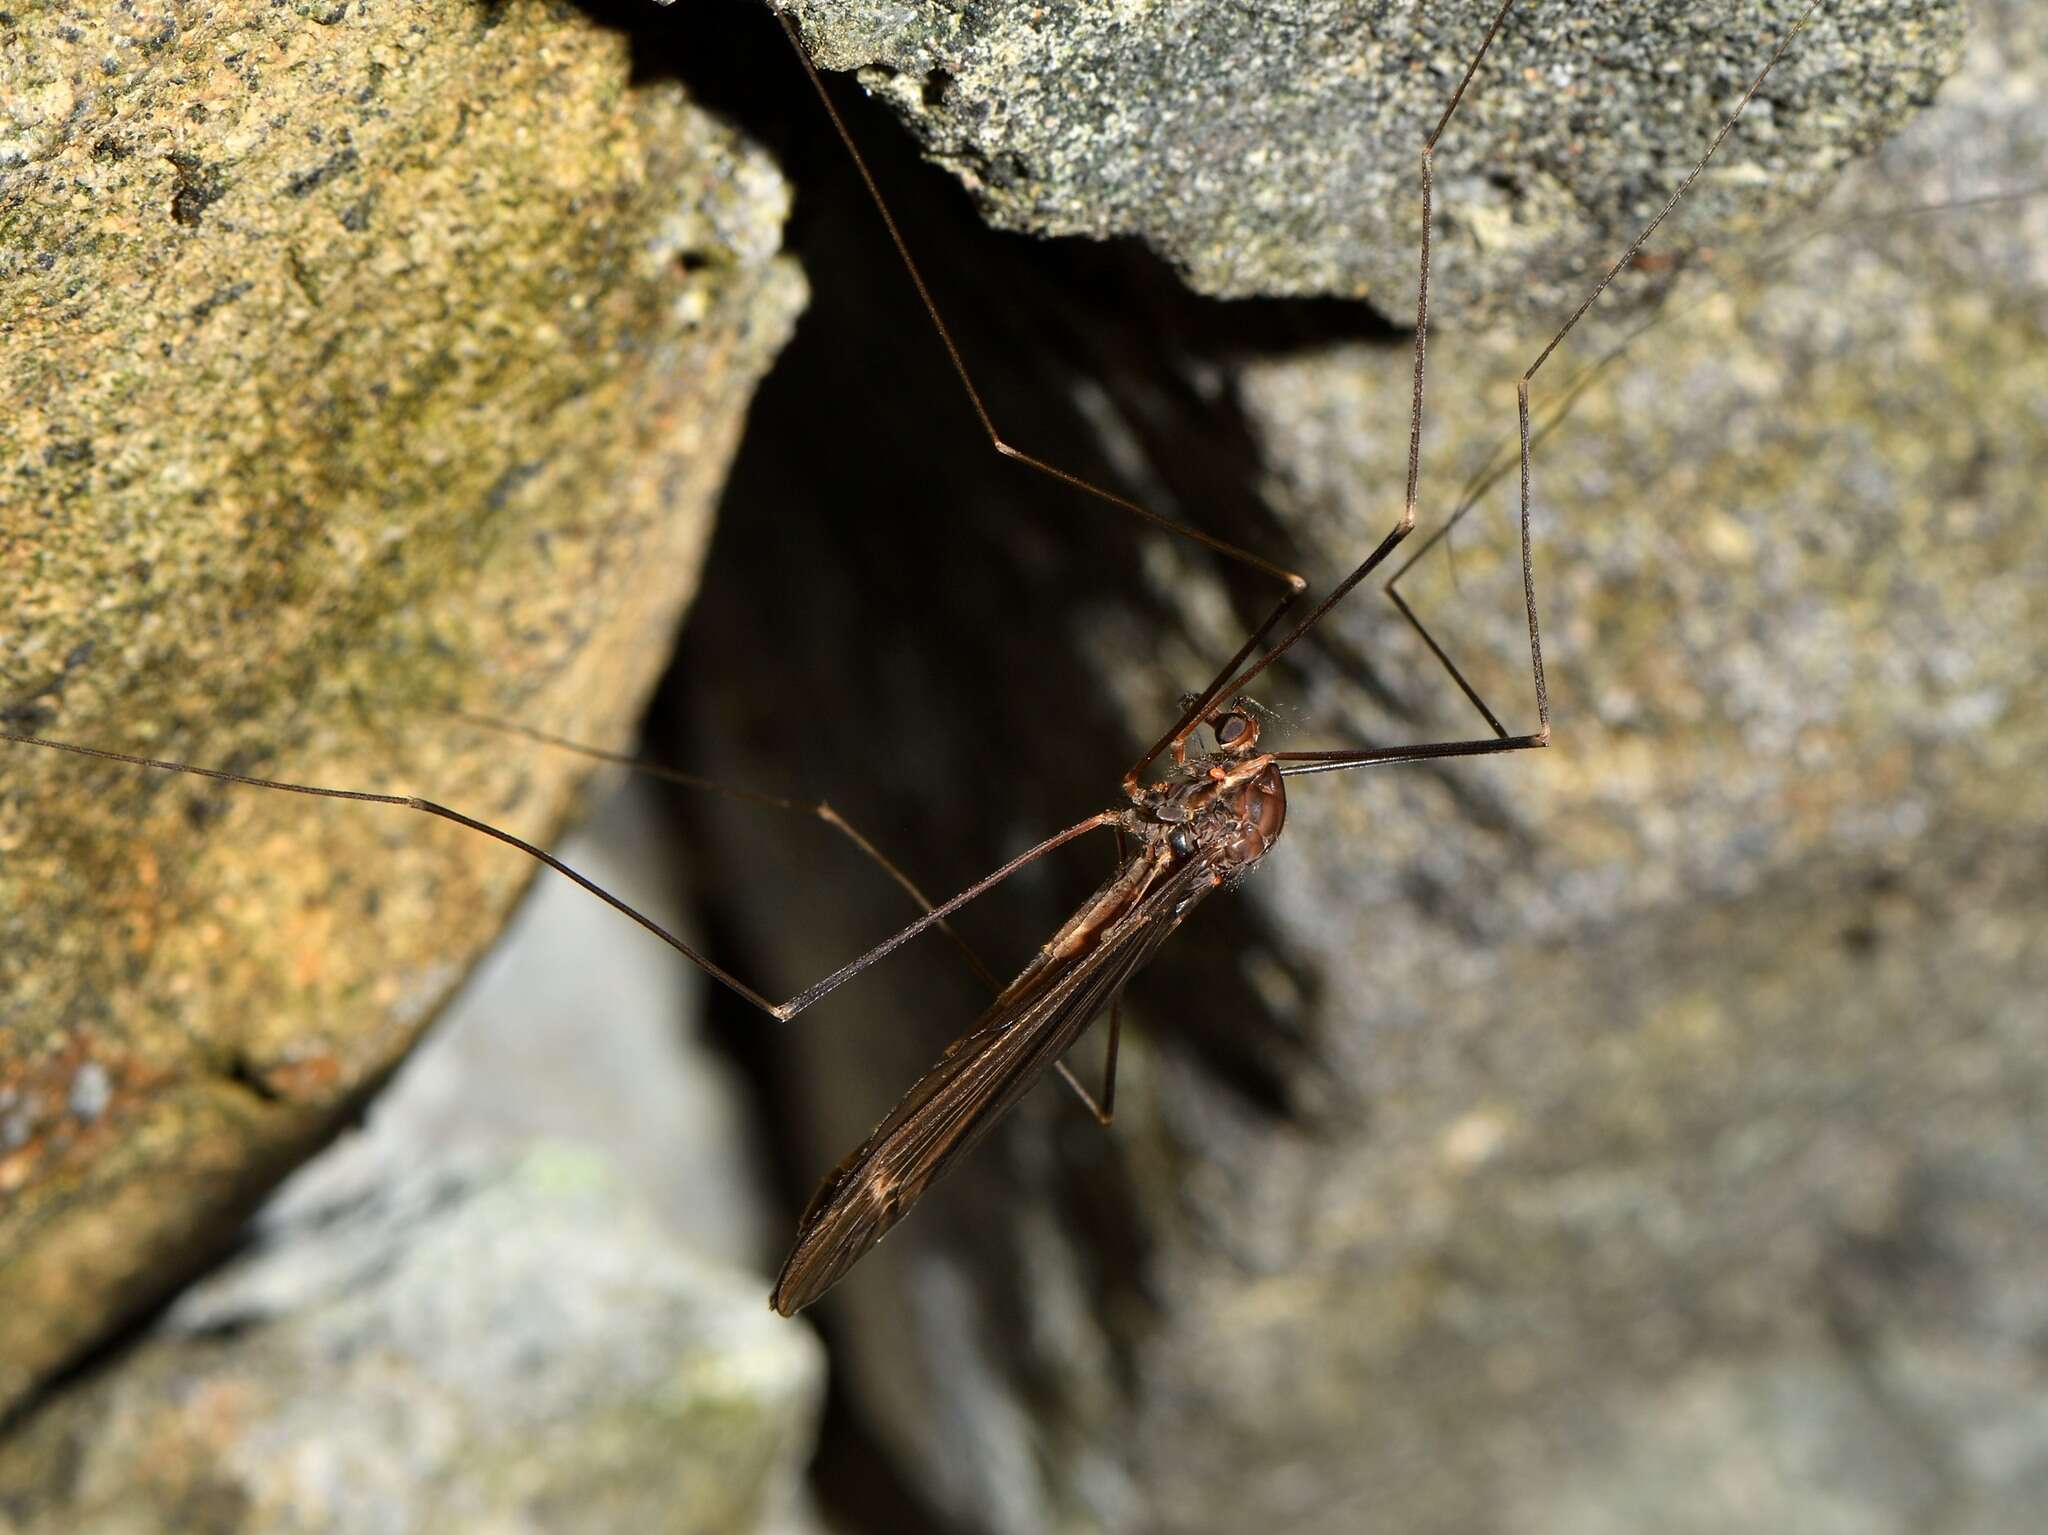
[
  {"left": 1264, "top": 0, "right": 1826, "bottom": 777},
  {"left": 1385, "top": 97, "right": 1986, "bottom": 741},
  {"left": 1379, "top": 338, "right": 1627, "bottom": 739},
  {"left": 446, "top": 708, "right": 1003, "bottom": 990},
  {"left": 770, "top": 13, "right": 1316, "bottom": 794},
  {"left": 1, "top": 729, "right": 1118, "bottom": 1024},
  {"left": 776, "top": 10, "right": 1309, "bottom": 636},
  {"left": 779, "top": 0, "right": 1543, "bottom": 794},
  {"left": 1052, "top": 1002, "right": 1119, "bottom": 1127},
  {"left": 454, "top": 709, "right": 1119, "bottom": 1118},
  {"left": 1122, "top": 0, "right": 1525, "bottom": 792}
]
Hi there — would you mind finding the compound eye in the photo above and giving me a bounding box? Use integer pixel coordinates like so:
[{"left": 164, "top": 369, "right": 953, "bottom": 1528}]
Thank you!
[
  {"left": 1167, "top": 826, "right": 1197, "bottom": 861},
  {"left": 1215, "top": 710, "right": 1258, "bottom": 751}
]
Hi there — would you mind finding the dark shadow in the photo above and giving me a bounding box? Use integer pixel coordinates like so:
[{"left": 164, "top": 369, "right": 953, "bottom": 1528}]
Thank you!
[{"left": 573, "top": 0, "right": 1404, "bottom": 1527}]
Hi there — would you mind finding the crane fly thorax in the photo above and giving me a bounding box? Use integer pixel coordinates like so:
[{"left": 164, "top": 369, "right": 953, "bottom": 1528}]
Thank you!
[{"left": 1133, "top": 704, "right": 1287, "bottom": 882}]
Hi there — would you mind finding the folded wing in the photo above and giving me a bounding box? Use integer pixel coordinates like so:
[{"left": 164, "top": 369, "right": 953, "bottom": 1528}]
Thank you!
[{"left": 770, "top": 856, "right": 1207, "bottom": 1315}]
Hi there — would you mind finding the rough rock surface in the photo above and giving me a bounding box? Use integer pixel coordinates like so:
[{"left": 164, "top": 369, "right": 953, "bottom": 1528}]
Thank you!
[
  {"left": 671, "top": 1, "right": 2045, "bottom": 1530},
  {"left": 0, "top": 0, "right": 801, "bottom": 1413},
  {"left": 0, "top": 784, "right": 825, "bottom": 1532},
  {"left": 775, "top": 0, "right": 1966, "bottom": 313},
  {"left": 0, "top": 1142, "right": 824, "bottom": 1535}
]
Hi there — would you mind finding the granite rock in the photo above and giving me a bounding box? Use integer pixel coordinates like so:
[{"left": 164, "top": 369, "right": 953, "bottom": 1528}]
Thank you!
[
  {"left": 774, "top": 0, "right": 1965, "bottom": 313},
  {"left": 0, "top": 0, "right": 801, "bottom": 1411},
  {"left": 0, "top": 1142, "right": 824, "bottom": 1535}
]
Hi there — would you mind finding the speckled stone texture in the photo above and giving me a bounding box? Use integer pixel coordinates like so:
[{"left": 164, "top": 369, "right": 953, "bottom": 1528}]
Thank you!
[
  {"left": 774, "top": 0, "right": 1965, "bottom": 314},
  {"left": 0, "top": 0, "right": 801, "bottom": 1413},
  {"left": 0, "top": 1144, "right": 824, "bottom": 1535},
  {"left": 674, "top": 0, "right": 2045, "bottom": 1530}
]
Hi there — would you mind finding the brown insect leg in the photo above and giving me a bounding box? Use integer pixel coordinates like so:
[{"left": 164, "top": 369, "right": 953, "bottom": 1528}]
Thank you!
[
  {"left": 1278, "top": 0, "right": 1828, "bottom": 772},
  {"left": 4, "top": 727, "right": 1121, "bottom": 1026},
  {"left": 1131, "top": 0, "right": 1526, "bottom": 787},
  {"left": 770, "top": 10, "right": 1321, "bottom": 800},
  {"left": 453, "top": 709, "right": 1129, "bottom": 1120},
  {"left": 445, "top": 709, "right": 1005, "bottom": 988},
  {"left": 1052, "top": 996, "right": 1121, "bottom": 1129}
]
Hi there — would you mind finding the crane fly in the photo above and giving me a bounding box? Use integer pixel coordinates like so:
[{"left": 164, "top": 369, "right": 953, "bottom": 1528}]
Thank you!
[
  {"left": 770, "top": 706, "right": 1287, "bottom": 1313},
  {"left": 759, "top": 0, "right": 1829, "bottom": 1313},
  {"left": 4, "top": 0, "right": 1832, "bottom": 1314}
]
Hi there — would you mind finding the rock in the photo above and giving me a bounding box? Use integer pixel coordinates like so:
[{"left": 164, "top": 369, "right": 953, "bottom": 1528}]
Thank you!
[
  {"left": 775, "top": 0, "right": 1965, "bottom": 312},
  {"left": 668, "top": 1, "right": 2047, "bottom": 1530},
  {"left": 0, "top": 1142, "right": 824, "bottom": 1535},
  {"left": 0, "top": 0, "right": 802, "bottom": 1412},
  {"left": 0, "top": 784, "right": 823, "bottom": 1531},
  {"left": 356, "top": 779, "right": 778, "bottom": 1268}
]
